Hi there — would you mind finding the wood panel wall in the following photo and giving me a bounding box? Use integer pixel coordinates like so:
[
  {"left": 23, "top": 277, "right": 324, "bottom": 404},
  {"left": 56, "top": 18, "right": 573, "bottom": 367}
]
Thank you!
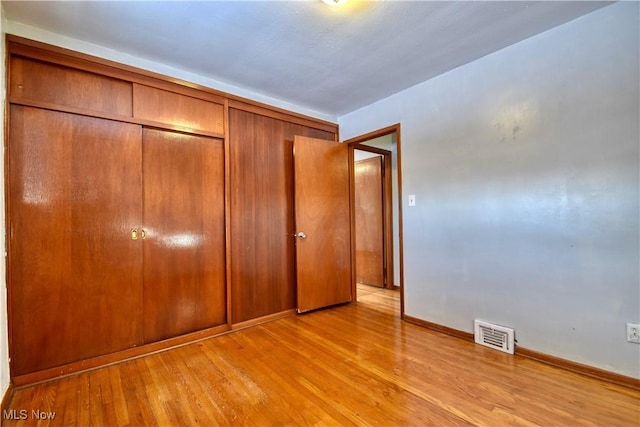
[
  {"left": 229, "top": 109, "right": 336, "bottom": 323},
  {"left": 4, "top": 35, "right": 339, "bottom": 384}
]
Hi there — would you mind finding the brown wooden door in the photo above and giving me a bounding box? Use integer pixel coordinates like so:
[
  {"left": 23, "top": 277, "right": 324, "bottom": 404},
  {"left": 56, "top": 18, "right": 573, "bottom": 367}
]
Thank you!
[
  {"left": 142, "top": 129, "right": 226, "bottom": 343},
  {"left": 294, "top": 136, "right": 352, "bottom": 312},
  {"left": 354, "top": 156, "right": 385, "bottom": 287},
  {"left": 8, "top": 106, "right": 143, "bottom": 375},
  {"left": 228, "top": 109, "right": 337, "bottom": 323}
]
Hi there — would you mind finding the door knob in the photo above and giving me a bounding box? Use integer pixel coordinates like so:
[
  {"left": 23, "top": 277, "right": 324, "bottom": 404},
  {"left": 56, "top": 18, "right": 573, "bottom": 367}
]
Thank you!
[{"left": 296, "top": 231, "right": 307, "bottom": 240}]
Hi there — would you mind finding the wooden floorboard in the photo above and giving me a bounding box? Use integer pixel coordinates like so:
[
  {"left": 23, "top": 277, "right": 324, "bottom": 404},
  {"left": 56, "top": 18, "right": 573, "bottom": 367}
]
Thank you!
[{"left": 3, "top": 284, "right": 639, "bottom": 426}]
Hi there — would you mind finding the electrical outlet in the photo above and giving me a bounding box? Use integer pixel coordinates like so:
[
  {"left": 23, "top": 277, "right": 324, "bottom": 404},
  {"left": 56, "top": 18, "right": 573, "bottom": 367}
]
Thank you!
[{"left": 626, "top": 323, "right": 640, "bottom": 344}]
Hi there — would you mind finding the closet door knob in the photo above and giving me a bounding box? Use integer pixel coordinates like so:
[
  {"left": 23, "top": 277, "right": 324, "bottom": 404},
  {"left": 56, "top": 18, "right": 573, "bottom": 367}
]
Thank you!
[
  {"left": 131, "top": 228, "right": 138, "bottom": 240},
  {"left": 296, "top": 231, "right": 307, "bottom": 240}
]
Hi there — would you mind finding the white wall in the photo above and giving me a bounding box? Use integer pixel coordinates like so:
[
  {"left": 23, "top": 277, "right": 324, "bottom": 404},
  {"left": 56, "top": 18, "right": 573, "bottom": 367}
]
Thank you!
[
  {"left": 1, "top": 2, "right": 10, "bottom": 399},
  {"left": 340, "top": 2, "right": 640, "bottom": 378}
]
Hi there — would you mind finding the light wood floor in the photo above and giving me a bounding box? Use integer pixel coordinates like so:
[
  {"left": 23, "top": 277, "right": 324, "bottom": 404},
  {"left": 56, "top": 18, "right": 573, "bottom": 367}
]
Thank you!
[{"left": 4, "top": 284, "right": 639, "bottom": 426}]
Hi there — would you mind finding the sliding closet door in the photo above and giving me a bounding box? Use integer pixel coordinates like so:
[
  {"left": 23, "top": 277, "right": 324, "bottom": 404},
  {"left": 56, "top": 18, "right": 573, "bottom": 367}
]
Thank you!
[
  {"left": 142, "top": 129, "right": 226, "bottom": 343},
  {"left": 8, "top": 106, "right": 144, "bottom": 376}
]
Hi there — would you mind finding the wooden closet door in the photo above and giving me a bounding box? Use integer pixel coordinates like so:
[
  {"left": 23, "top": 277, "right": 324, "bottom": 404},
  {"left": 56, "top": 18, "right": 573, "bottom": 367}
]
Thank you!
[
  {"left": 8, "top": 106, "right": 143, "bottom": 376},
  {"left": 142, "top": 129, "right": 226, "bottom": 343}
]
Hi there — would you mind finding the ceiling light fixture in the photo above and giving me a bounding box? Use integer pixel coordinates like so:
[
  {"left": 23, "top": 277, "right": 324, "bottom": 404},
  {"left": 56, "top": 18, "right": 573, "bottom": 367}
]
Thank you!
[{"left": 322, "top": 0, "right": 348, "bottom": 6}]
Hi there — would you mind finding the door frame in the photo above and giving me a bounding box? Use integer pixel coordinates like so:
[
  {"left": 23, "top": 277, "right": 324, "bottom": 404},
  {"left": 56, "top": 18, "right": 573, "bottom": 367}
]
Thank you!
[{"left": 344, "top": 124, "right": 404, "bottom": 314}]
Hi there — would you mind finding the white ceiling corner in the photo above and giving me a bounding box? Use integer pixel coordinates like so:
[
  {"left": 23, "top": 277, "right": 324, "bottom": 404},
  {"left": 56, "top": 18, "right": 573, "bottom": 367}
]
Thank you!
[{"left": 1, "top": 1, "right": 612, "bottom": 120}]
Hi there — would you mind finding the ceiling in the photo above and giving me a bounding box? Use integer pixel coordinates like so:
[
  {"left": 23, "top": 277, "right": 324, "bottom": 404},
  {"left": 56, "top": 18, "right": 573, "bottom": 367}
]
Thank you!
[{"left": 2, "top": 1, "right": 611, "bottom": 119}]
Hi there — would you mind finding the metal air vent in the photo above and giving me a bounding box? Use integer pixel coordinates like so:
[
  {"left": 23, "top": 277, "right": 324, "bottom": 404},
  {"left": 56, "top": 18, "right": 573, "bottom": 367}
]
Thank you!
[{"left": 474, "top": 320, "right": 515, "bottom": 354}]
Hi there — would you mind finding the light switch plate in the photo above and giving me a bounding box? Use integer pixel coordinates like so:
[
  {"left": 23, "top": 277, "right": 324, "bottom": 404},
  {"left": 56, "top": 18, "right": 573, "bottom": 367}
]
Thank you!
[{"left": 408, "top": 195, "right": 416, "bottom": 206}]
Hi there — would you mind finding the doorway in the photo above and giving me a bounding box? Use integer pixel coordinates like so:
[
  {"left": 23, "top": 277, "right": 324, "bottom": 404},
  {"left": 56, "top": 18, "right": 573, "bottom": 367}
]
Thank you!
[
  {"left": 346, "top": 124, "right": 404, "bottom": 315},
  {"left": 353, "top": 147, "right": 390, "bottom": 289}
]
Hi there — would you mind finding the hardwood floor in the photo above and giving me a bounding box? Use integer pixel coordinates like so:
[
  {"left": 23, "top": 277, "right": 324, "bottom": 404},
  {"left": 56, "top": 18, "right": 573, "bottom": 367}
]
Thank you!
[{"left": 4, "top": 284, "right": 639, "bottom": 426}]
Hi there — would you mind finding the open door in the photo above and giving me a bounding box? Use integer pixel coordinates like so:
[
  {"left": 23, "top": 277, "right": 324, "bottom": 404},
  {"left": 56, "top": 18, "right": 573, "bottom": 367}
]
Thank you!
[{"left": 294, "top": 136, "right": 352, "bottom": 312}]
